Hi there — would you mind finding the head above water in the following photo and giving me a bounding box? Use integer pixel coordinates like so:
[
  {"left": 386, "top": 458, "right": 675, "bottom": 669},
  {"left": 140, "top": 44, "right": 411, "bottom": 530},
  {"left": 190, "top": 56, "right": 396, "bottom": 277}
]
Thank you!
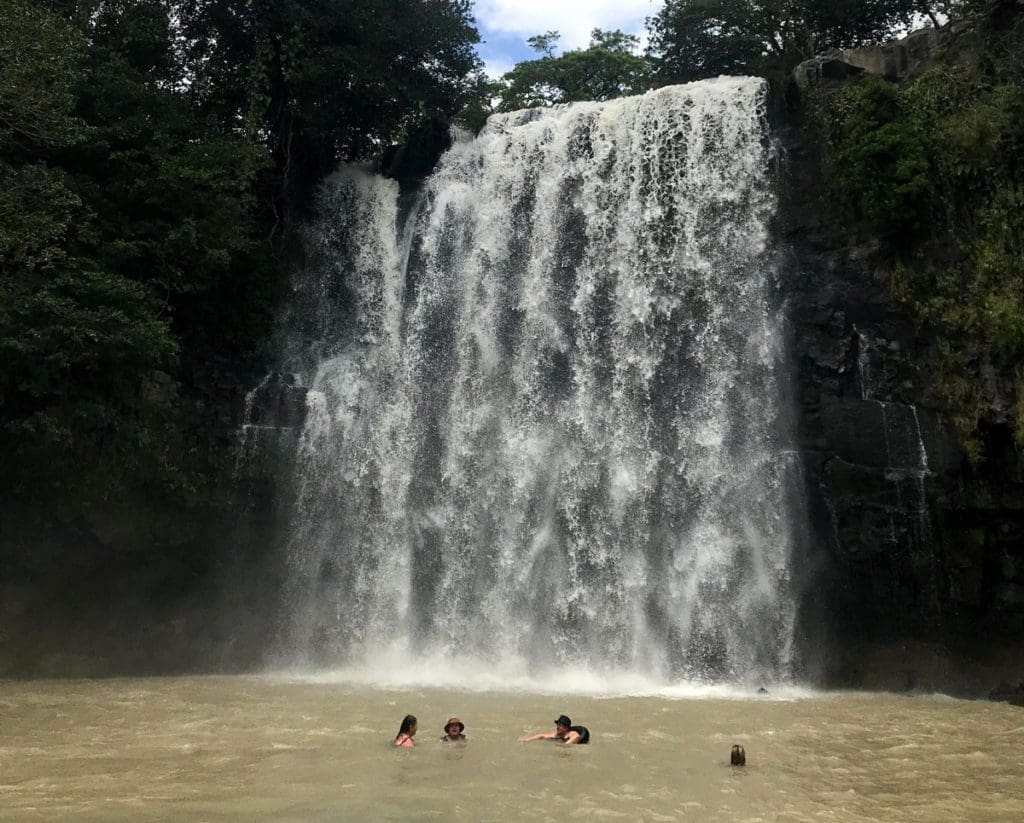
[
  {"left": 554, "top": 714, "right": 572, "bottom": 730},
  {"left": 397, "top": 714, "right": 417, "bottom": 737},
  {"left": 444, "top": 717, "right": 465, "bottom": 735},
  {"left": 731, "top": 744, "right": 746, "bottom": 766}
]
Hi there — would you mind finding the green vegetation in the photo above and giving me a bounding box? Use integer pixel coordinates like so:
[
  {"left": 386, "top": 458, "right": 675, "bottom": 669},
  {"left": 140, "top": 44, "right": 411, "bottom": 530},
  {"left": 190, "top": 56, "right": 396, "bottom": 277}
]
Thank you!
[
  {"left": 492, "top": 1, "right": 960, "bottom": 113},
  {"left": 497, "top": 29, "right": 651, "bottom": 111},
  {"left": 647, "top": 0, "right": 956, "bottom": 85},
  {"left": 0, "top": 0, "right": 482, "bottom": 510},
  {"left": 808, "top": 2, "right": 1024, "bottom": 456}
]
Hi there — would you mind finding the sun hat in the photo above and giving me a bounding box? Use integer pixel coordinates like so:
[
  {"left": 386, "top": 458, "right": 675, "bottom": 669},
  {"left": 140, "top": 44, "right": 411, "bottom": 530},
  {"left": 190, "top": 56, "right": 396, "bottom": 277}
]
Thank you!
[
  {"left": 444, "top": 716, "right": 465, "bottom": 733},
  {"left": 554, "top": 714, "right": 572, "bottom": 727}
]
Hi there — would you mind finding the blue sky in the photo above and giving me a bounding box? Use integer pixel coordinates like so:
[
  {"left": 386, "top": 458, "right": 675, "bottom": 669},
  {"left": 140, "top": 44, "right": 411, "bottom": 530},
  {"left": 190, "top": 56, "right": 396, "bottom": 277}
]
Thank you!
[{"left": 473, "top": 0, "right": 666, "bottom": 78}]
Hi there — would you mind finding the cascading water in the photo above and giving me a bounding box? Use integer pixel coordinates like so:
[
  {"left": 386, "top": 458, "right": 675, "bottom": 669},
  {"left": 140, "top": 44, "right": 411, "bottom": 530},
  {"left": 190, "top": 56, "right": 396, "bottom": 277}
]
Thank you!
[{"left": 276, "top": 78, "right": 796, "bottom": 687}]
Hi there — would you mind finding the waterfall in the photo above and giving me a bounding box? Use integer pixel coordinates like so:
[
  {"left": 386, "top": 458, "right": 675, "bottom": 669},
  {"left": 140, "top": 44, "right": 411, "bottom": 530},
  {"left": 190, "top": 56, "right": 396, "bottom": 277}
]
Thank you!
[{"left": 276, "top": 78, "right": 796, "bottom": 686}]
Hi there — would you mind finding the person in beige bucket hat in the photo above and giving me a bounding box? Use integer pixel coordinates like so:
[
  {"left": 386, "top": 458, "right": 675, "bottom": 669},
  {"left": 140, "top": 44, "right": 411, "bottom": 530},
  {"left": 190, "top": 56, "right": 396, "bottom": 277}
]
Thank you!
[{"left": 441, "top": 717, "right": 466, "bottom": 743}]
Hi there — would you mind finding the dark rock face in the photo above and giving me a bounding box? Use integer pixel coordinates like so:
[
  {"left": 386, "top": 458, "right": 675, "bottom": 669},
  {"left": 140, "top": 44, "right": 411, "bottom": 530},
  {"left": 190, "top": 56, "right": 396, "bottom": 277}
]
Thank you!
[
  {"left": 989, "top": 680, "right": 1024, "bottom": 704},
  {"left": 0, "top": 360, "right": 304, "bottom": 678},
  {"left": 781, "top": 239, "right": 1024, "bottom": 692},
  {"left": 782, "top": 30, "right": 1024, "bottom": 694},
  {"left": 380, "top": 117, "right": 454, "bottom": 189}
]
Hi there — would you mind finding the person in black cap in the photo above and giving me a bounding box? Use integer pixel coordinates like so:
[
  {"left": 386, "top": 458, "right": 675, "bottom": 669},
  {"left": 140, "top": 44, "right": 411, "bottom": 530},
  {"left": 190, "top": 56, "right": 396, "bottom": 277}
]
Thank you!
[{"left": 517, "top": 714, "right": 590, "bottom": 744}]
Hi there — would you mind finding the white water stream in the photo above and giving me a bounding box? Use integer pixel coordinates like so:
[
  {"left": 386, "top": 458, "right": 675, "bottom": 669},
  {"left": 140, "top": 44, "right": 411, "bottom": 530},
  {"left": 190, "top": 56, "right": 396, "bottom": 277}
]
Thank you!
[{"left": 276, "top": 78, "right": 794, "bottom": 686}]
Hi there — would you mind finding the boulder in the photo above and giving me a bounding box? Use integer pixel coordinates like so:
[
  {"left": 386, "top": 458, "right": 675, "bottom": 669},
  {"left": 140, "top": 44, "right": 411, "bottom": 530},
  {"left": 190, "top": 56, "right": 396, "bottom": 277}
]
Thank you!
[
  {"left": 793, "top": 54, "right": 866, "bottom": 89},
  {"left": 794, "top": 25, "right": 950, "bottom": 90},
  {"left": 839, "top": 26, "right": 947, "bottom": 82}
]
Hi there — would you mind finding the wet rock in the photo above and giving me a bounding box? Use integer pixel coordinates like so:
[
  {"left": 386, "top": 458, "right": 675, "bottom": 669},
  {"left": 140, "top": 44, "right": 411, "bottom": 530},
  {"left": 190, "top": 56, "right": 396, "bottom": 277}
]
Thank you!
[
  {"left": 781, "top": 25, "right": 1024, "bottom": 691},
  {"left": 840, "top": 26, "right": 946, "bottom": 82},
  {"left": 988, "top": 681, "right": 1024, "bottom": 704},
  {"left": 381, "top": 117, "right": 453, "bottom": 187},
  {"left": 246, "top": 372, "right": 308, "bottom": 430},
  {"left": 793, "top": 54, "right": 866, "bottom": 89}
]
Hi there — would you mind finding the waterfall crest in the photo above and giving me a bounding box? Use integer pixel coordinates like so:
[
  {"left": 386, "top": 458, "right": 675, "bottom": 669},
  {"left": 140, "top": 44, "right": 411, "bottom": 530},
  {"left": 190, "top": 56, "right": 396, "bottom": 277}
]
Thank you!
[{"left": 278, "top": 78, "right": 795, "bottom": 686}]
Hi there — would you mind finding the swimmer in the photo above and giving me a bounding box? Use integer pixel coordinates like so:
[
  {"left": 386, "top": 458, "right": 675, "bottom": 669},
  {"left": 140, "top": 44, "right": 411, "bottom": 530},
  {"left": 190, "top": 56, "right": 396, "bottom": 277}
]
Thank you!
[
  {"left": 441, "top": 717, "right": 466, "bottom": 743},
  {"left": 394, "top": 714, "right": 417, "bottom": 748},
  {"left": 518, "top": 714, "right": 590, "bottom": 744},
  {"left": 731, "top": 744, "right": 746, "bottom": 766}
]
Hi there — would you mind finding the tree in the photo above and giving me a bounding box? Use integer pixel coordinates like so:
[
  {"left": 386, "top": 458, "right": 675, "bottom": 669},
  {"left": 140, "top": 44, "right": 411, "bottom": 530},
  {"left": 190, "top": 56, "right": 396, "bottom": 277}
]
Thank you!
[
  {"left": 1, "top": 0, "right": 488, "bottom": 505},
  {"left": 645, "top": 0, "right": 764, "bottom": 83},
  {"left": 647, "top": 0, "right": 931, "bottom": 84},
  {"left": 0, "top": 0, "right": 86, "bottom": 148},
  {"left": 0, "top": 0, "right": 179, "bottom": 496},
  {"left": 498, "top": 29, "right": 653, "bottom": 110},
  {"left": 179, "top": 0, "right": 482, "bottom": 221},
  {"left": 527, "top": 31, "right": 561, "bottom": 58}
]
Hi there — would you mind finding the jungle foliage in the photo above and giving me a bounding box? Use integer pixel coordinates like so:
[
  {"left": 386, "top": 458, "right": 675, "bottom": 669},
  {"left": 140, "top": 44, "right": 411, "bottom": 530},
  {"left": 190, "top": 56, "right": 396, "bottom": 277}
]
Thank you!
[
  {"left": 646, "top": 0, "right": 960, "bottom": 84},
  {"left": 809, "top": 1, "right": 1024, "bottom": 456},
  {"left": 497, "top": 29, "right": 652, "bottom": 110},
  {"left": 0, "top": 0, "right": 482, "bottom": 506}
]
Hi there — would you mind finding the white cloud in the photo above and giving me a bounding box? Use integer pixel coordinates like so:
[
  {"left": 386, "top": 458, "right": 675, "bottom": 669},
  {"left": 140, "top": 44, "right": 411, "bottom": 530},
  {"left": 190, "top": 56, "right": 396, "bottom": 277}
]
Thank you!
[
  {"left": 475, "top": 0, "right": 664, "bottom": 51},
  {"left": 482, "top": 57, "right": 515, "bottom": 80}
]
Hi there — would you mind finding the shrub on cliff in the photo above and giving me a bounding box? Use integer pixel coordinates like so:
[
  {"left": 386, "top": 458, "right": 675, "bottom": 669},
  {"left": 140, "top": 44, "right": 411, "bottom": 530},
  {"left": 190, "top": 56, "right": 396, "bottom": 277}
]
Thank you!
[
  {"left": 808, "top": 4, "right": 1024, "bottom": 455},
  {"left": 818, "top": 77, "right": 932, "bottom": 244}
]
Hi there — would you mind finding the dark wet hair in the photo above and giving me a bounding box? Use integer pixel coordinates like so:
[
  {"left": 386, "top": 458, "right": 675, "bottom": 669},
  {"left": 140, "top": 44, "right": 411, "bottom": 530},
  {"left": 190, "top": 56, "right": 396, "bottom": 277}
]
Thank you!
[
  {"left": 397, "top": 714, "right": 417, "bottom": 738},
  {"left": 731, "top": 744, "right": 746, "bottom": 766}
]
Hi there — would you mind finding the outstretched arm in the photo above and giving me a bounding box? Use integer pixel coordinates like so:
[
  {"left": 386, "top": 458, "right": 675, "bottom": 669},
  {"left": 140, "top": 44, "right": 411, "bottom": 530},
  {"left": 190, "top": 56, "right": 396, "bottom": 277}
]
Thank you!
[{"left": 517, "top": 732, "right": 557, "bottom": 743}]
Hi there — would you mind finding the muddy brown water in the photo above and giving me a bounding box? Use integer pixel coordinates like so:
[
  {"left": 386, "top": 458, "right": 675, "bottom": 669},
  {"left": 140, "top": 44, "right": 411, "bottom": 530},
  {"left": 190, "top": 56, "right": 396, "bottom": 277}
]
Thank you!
[{"left": 1, "top": 676, "right": 1022, "bottom": 821}]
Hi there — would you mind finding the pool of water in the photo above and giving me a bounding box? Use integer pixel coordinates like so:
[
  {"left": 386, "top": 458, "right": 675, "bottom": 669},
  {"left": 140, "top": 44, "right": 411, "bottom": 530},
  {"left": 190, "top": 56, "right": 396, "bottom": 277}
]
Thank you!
[{"left": 0, "top": 676, "right": 1021, "bottom": 821}]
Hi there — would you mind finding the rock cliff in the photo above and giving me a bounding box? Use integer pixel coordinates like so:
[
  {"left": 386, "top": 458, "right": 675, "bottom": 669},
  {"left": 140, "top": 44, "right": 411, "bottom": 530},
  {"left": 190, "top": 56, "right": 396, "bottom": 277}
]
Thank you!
[
  {"left": 0, "top": 360, "right": 301, "bottom": 676},
  {"left": 782, "top": 24, "right": 1024, "bottom": 694}
]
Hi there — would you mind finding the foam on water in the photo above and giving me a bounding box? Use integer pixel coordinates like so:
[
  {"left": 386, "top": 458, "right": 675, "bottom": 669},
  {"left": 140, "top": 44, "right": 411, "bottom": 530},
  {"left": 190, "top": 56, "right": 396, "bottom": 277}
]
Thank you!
[{"left": 266, "top": 653, "right": 820, "bottom": 700}]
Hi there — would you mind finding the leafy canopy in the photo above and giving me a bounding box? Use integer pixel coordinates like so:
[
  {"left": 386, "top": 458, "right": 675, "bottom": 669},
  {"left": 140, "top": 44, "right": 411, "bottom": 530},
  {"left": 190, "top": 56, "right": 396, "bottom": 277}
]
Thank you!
[
  {"left": 179, "top": 0, "right": 482, "bottom": 196},
  {"left": 498, "top": 29, "right": 652, "bottom": 111},
  {"left": 647, "top": 0, "right": 946, "bottom": 83},
  {"left": 0, "top": 0, "right": 484, "bottom": 504}
]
